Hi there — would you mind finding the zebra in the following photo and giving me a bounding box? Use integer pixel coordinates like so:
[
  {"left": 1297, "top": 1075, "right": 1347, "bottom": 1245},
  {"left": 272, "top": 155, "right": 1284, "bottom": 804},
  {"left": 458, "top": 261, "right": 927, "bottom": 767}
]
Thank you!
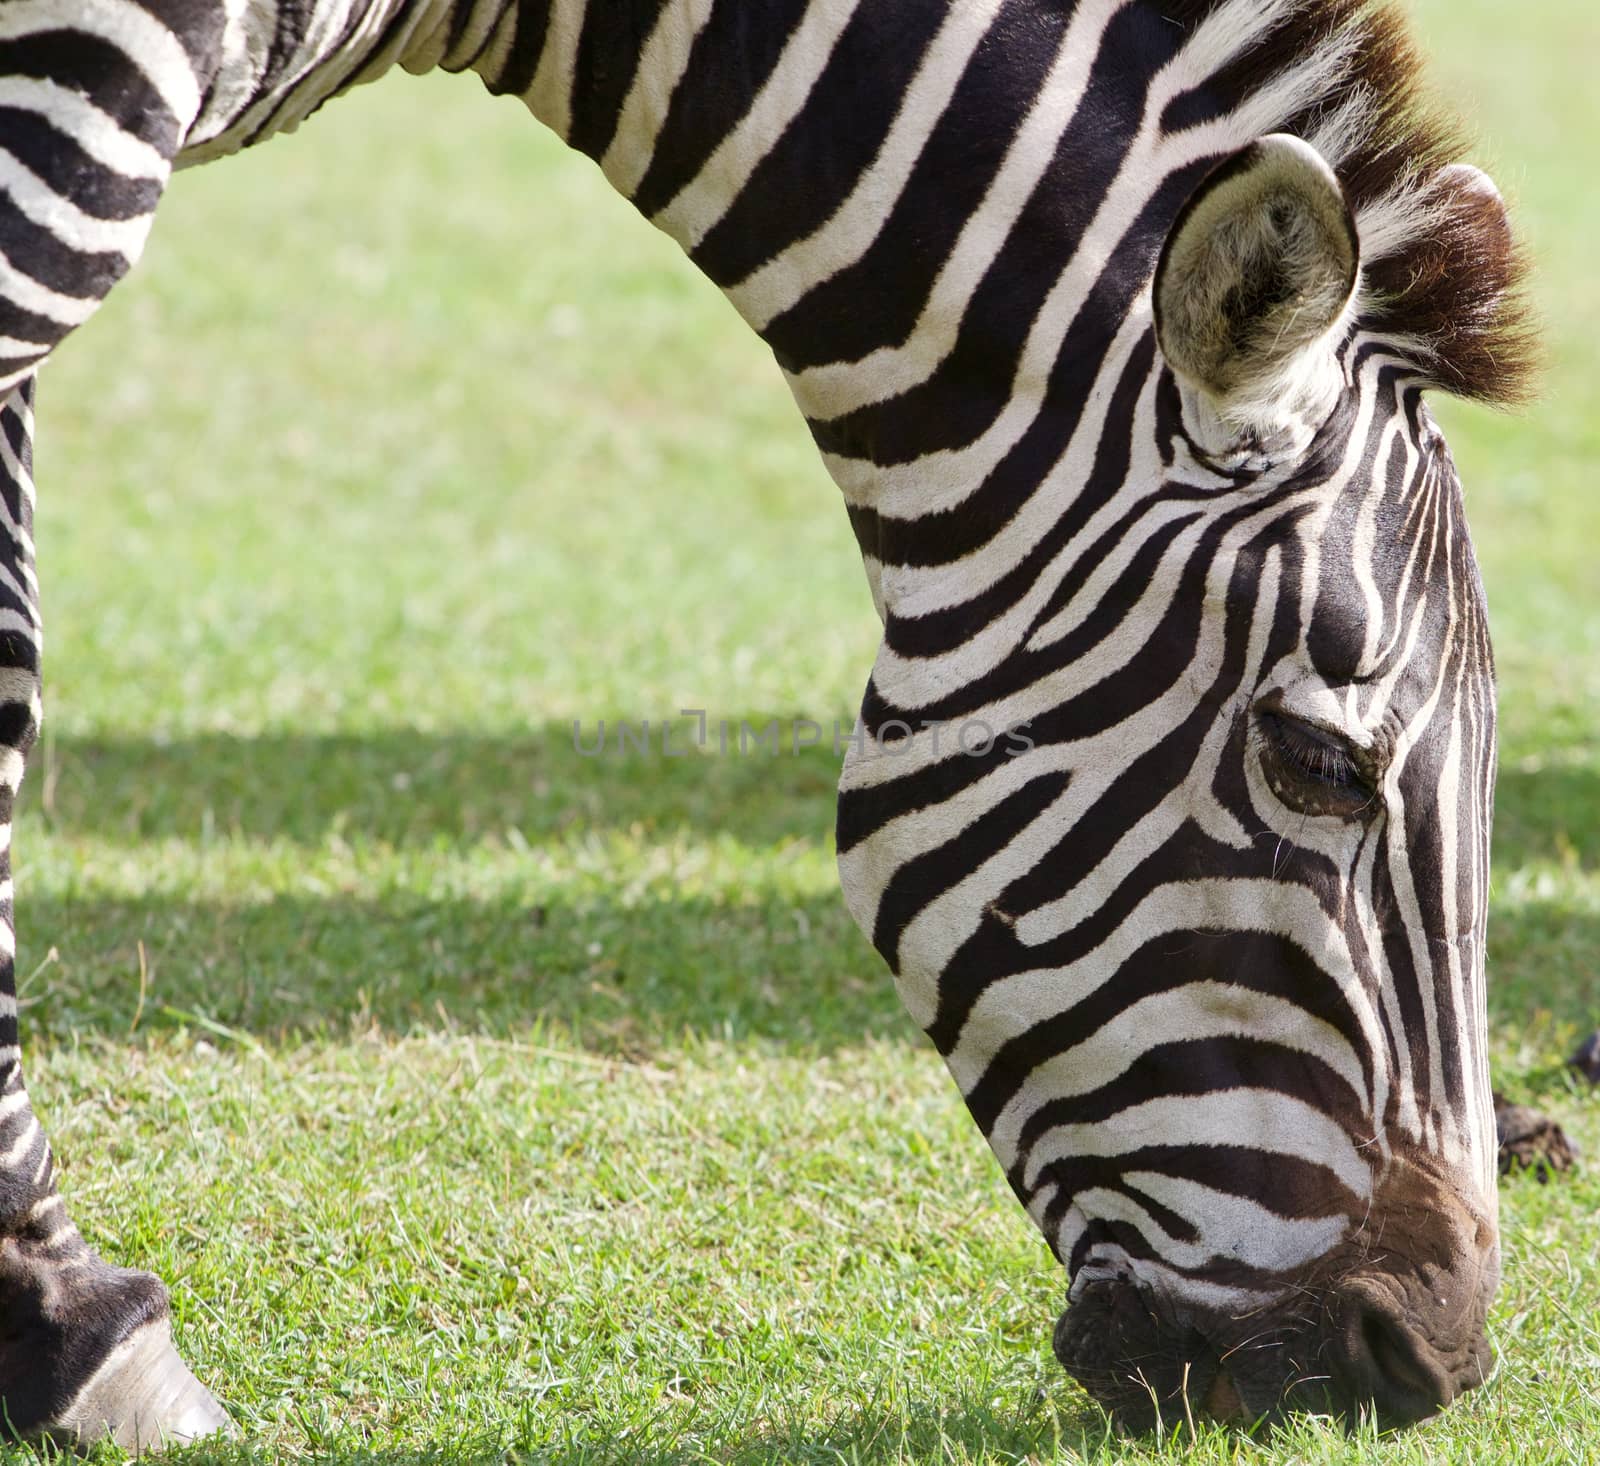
[{"left": 0, "top": 0, "right": 1533, "bottom": 1447}]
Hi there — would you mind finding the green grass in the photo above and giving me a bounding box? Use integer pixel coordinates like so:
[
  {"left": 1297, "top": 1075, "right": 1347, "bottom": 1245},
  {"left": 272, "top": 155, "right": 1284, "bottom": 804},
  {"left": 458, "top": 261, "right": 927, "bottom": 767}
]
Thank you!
[{"left": 3, "top": 0, "right": 1597, "bottom": 1460}]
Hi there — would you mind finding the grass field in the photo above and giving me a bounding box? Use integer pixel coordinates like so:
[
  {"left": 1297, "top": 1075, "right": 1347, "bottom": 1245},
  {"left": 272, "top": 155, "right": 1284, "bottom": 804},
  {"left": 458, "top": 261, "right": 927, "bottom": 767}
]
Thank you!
[{"left": 4, "top": 1, "right": 1597, "bottom": 1461}]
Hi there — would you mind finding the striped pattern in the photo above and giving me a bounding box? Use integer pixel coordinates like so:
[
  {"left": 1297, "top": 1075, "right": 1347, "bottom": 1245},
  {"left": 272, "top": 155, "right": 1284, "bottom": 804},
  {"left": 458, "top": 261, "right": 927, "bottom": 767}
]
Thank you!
[
  {"left": 0, "top": 376, "right": 97, "bottom": 1276},
  {"left": 0, "top": 0, "right": 1527, "bottom": 1431}
]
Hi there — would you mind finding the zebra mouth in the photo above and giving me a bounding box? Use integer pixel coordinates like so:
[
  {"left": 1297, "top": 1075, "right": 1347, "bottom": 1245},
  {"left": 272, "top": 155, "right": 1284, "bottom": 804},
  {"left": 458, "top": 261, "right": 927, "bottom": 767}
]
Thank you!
[
  {"left": 1052, "top": 1241, "right": 1494, "bottom": 1433},
  {"left": 1052, "top": 1270, "right": 1354, "bottom": 1431},
  {"left": 1052, "top": 1273, "right": 1253, "bottom": 1430}
]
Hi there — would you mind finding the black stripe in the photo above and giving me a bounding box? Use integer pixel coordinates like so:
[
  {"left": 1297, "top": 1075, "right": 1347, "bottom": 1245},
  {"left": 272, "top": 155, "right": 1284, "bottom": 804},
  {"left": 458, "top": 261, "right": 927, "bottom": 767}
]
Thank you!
[
  {"left": 1050, "top": 1148, "right": 1362, "bottom": 1260},
  {"left": 482, "top": 0, "right": 555, "bottom": 99},
  {"left": 0, "top": 391, "right": 33, "bottom": 466},
  {"left": 0, "top": 34, "right": 180, "bottom": 155},
  {"left": 878, "top": 334, "right": 1163, "bottom": 666},
  {"left": 689, "top": 3, "right": 941, "bottom": 286},
  {"left": 800, "top": 4, "right": 1187, "bottom": 472},
  {"left": 242, "top": 0, "right": 389, "bottom": 147},
  {"left": 630, "top": 0, "right": 812, "bottom": 215},
  {"left": 259, "top": 0, "right": 319, "bottom": 98},
  {"left": 566, "top": 0, "right": 670, "bottom": 162},
  {"left": 0, "top": 698, "right": 32, "bottom": 750},
  {"left": 0, "top": 186, "right": 128, "bottom": 301},
  {"left": 832, "top": 167, "right": 1207, "bottom": 572},
  {"left": 1012, "top": 1036, "right": 1365, "bottom": 1142},
  {"left": 0, "top": 356, "right": 43, "bottom": 383},
  {"left": 121, "top": 0, "right": 226, "bottom": 68},
  {"left": 870, "top": 770, "right": 1069, "bottom": 972},
  {"left": 0, "top": 298, "right": 79, "bottom": 355},
  {"left": 0, "top": 107, "right": 163, "bottom": 222},
  {"left": 835, "top": 720, "right": 1049, "bottom": 856},
  {"left": 759, "top": 0, "right": 1063, "bottom": 371},
  {"left": 966, "top": 930, "right": 1372, "bottom": 1136}
]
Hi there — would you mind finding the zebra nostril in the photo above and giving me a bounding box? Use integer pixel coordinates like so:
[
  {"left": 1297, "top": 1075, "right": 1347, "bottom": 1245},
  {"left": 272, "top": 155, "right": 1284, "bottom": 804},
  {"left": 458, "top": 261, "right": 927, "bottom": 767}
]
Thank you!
[
  {"left": 1333, "top": 1293, "right": 1455, "bottom": 1425},
  {"left": 1362, "top": 1311, "right": 1435, "bottom": 1400}
]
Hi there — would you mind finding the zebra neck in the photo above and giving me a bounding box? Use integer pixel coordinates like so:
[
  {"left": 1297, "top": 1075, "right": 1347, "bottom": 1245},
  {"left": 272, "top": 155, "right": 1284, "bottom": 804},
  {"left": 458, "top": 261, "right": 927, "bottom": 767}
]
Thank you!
[{"left": 458, "top": 0, "right": 1103, "bottom": 539}]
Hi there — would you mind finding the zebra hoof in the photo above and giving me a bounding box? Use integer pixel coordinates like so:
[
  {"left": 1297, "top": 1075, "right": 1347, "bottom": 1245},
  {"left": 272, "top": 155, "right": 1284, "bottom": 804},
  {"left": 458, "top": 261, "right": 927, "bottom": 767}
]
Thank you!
[{"left": 50, "top": 1317, "right": 234, "bottom": 1454}]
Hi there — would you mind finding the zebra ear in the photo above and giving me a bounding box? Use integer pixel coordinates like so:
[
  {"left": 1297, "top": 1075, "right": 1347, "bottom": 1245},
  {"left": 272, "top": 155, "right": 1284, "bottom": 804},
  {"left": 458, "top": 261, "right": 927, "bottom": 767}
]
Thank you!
[{"left": 1154, "top": 134, "right": 1359, "bottom": 463}]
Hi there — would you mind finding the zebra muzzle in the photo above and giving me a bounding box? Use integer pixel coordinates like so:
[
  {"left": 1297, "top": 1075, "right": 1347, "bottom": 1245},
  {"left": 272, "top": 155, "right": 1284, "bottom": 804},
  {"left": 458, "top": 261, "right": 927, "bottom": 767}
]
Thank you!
[{"left": 1052, "top": 1195, "right": 1498, "bottom": 1434}]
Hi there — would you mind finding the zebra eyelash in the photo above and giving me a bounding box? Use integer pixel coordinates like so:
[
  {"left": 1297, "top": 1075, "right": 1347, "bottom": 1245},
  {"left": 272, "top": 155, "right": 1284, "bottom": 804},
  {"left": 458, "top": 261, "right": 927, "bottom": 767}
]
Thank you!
[{"left": 1255, "top": 709, "right": 1380, "bottom": 815}]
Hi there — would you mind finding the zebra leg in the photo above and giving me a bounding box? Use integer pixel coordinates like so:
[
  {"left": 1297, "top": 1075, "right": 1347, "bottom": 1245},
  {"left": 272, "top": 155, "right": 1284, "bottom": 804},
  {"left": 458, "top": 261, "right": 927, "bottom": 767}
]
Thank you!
[
  {"left": 0, "top": 380, "right": 229, "bottom": 1448},
  {"left": 0, "top": 0, "right": 248, "bottom": 1442}
]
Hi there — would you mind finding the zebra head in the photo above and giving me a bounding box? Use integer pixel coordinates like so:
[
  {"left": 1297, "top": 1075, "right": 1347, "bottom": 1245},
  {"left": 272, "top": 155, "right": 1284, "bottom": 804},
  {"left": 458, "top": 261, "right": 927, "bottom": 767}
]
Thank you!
[{"left": 834, "top": 118, "right": 1529, "bottom": 1430}]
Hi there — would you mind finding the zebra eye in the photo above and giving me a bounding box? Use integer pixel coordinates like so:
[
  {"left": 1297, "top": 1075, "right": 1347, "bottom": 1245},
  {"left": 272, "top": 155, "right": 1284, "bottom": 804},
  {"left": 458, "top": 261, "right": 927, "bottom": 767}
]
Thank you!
[{"left": 1255, "top": 710, "right": 1378, "bottom": 818}]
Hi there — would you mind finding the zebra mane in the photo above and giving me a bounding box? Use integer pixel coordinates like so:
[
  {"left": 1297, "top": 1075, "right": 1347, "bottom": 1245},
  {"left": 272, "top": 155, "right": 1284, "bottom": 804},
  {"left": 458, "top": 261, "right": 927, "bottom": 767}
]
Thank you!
[{"left": 1164, "top": 0, "right": 1536, "bottom": 406}]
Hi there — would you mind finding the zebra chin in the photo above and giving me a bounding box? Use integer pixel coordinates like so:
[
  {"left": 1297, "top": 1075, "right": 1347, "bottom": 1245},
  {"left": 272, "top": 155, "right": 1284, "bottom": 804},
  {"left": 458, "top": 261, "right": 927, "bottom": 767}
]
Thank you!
[{"left": 1051, "top": 1179, "right": 1500, "bottom": 1433}]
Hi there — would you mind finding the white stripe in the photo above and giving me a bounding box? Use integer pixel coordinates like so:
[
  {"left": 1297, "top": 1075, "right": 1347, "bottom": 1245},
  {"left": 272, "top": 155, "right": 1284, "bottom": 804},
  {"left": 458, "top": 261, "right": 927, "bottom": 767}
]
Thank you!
[
  {"left": 1131, "top": 1174, "right": 1351, "bottom": 1270},
  {"left": 464, "top": 3, "right": 523, "bottom": 95},
  {"left": 984, "top": 982, "right": 1369, "bottom": 1172},
  {"left": 525, "top": 0, "right": 590, "bottom": 141},
  {"left": 0, "top": 400, "right": 36, "bottom": 512},
  {"left": 0, "top": 78, "right": 172, "bottom": 182},
  {"left": 436, "top": 0, "right": 508, "bottom": 72},
  {"left": 0, "top": 336, "right": 49, "bottom": 361},
  {"left": 0, "top": 243, "right": 103, "bottom": 326},
  {"left": 946, "top": 880, "right": 1382, "bottom": 1095},
  {"left": 0, "top": 745, "right": 27, "bottom": 794},
  {"left": 0, "top": 668, "right": 37, "bottom": 705},
  {"left": 651, "top": 0, "right": 867, "bottom": 249},
  {"left": 0, "top": 149, "right": 149, "bottom": 258},
  {"left": 0, "top": 1114, "right": 39, "bottom": 1169},
  {"left": 181, "top": 0, "right": 382, "bottom": 163},
  {"left": 600, "top": 0, "right": 718, "bottom": 198},
  {"left": 0, "top": 0, "right": 203, "bottom": 131},
  {"left": 728, "top": 0, "right": 1005, "bottom": 330},
  {"left": 0, "top": 610, "right": 39, "bottom": 649},
  {"left": 0, "top": 558, "right": 37, "bottom": 615},
  {"left": 804, "top": 10, "right": 1362, "bottom": 510},
  {"left": 783, "top": 0, "right": 1120, "bottom": 422},
  {"left": 1021, "top": 1089, "right": 1371, "bottom": 1199},
  {"left": 181, "top": 0, "right": 270, "bottom": 159}
]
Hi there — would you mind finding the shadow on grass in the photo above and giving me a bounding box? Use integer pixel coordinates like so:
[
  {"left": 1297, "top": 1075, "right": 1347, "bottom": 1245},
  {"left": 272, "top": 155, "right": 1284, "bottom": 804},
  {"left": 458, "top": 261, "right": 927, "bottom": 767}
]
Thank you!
[
  {"left": 15, "top": 727, "right": 1597, "bottom": 1051},
  {"left": 25, "top": 880, "right": 1593, "bottom": 1050},
  {"left": 17, "top": 724, "right": 897, "bottom": 1052},
  {"left": 603, "top": 1395, "right": 1123, "bottom": 1466},
  {"left": 18, "top": 886, "right": 897, "bottom": 1054},
  {"left": 77, "top": 1392, "right": 1128, "bottom": 1465},
  {"left": 22, "top": 723, "right": 848, "bottom": 849},
  {"left": 29, "top": 725, "right": 1593, "bottom": 866}
]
